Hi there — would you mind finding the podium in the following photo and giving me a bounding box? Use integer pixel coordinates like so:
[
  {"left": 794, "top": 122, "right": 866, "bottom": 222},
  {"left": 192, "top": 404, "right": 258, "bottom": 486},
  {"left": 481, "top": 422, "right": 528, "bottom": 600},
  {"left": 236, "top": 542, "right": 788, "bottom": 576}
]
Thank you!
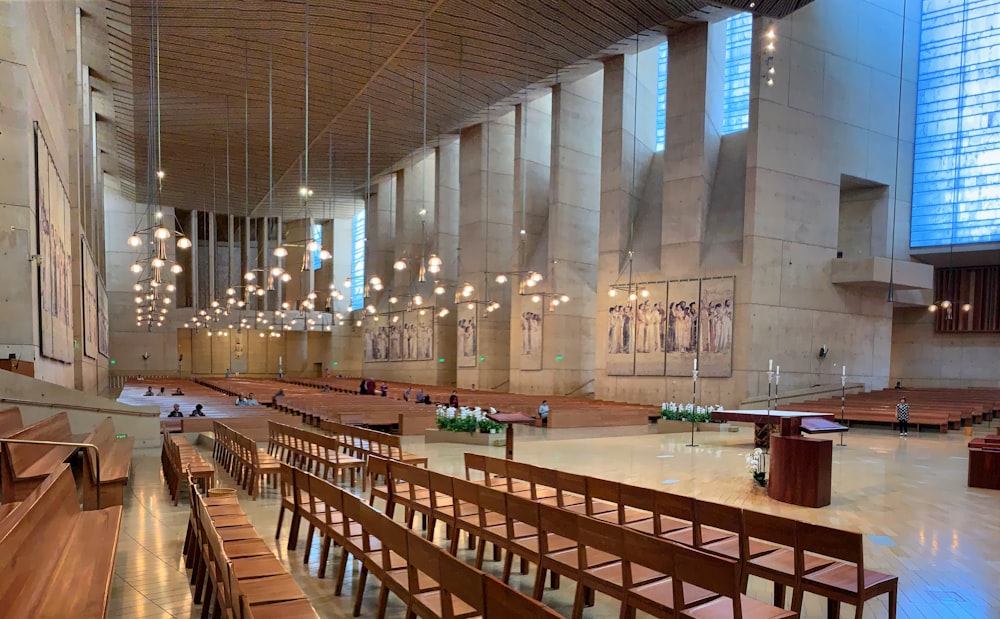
[
  {"left": 485, "top": 412, "right": 537, "bottom": 460},
  {"left": 768, "top": 435, "right": 832, "bottom": 508}
]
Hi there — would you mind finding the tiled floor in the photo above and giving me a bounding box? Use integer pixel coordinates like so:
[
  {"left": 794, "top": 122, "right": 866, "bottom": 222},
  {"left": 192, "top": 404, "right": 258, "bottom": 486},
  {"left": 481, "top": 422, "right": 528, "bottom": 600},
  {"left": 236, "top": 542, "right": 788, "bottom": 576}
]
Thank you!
[{"left": 108, "top": 422, "right": 1000, "bottom": 618}]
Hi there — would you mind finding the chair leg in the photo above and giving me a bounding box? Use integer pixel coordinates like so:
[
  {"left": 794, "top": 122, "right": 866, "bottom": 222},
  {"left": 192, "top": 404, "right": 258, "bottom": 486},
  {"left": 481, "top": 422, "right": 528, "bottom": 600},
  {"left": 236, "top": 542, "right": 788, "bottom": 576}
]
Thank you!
[
  {"left": 532, "top": 568, "right": 547, "bottom": 600},
  {"left": 855, "top": 601, "right": 865, "bottom": 619},
  {"left": 571, "top": 582, "right": 586, "bottom": 619},
  {"left": 774, "top": 583, "right": 786, "bottom": 608},
  {"left": 619, "top": 602, "right": 636, "bottom": 619},
  {"left": 304, "top": 525, "right": 316, "bottom": 563},
  {"left": 352, "top": 566, "right": 369, "bottom": 617},
  {"left": 318, "top": 535, "right": 331, "bottom": 578},
  {"left": 335, "top": 550, "right": 350, "bottom": 596},
  {"left": 791, "top": 587, "right": 803, "bottom": 613},
  {"left": 474, "top": 538, "right": 487, "bottom": 569},
  {"left": 375, "top": 583, "right": 391, "bottom": 619},
  {"left": 888, "top": 585, "right": 897, "bottom": 619},
  {"left": 827, "top": 598, "right": 840, "bottom": 619},
  {"left": 275, "top": 507, "right": 286, "bottom": 540},
  {"left": 502, "top": 551, "right": 514, "bottom": 583}
]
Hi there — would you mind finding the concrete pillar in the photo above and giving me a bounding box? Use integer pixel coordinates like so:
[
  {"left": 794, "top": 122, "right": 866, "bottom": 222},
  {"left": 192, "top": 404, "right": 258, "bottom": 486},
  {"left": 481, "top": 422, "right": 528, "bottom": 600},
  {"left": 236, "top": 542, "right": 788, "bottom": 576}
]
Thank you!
[
  {"left": 544, "top": 73, "right": 603, "bottom": 394},
  {"left": 433, "top": 137, "right": 459, "bottom": 383},
  {"left": 596, "top": 47, "right": 660, "bottom": 400},
  {"left": 509, "top": 95, "right": 552, "bottom": 391},
  {"left": 458, "top": 112, "right": 515, "bottom": 390},
  {"left": 365, "top": 176, "right": 396, "bottom": 305},
  {"left": 395, "top": 152, "right": 435, "bottom": 296},
  {"left": 661, "top": 23, "right": 725, "bottom": 269}
]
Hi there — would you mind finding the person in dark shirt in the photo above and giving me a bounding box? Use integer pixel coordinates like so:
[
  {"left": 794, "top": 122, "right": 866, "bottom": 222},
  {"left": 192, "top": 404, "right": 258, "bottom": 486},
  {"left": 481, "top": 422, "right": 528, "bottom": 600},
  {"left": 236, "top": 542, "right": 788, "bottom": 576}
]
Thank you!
[
  {"left": 167, "top": 403, "right": 183, "bottom": 418},
  {"left": 449, "top": 391, "right": 459, "bottom": 407},
  {"left": 190, "top": 404, "right": 206, "bottom": 417},
  {"left": 380, "top": 383, "right": 388, "bottom": 397},
  {"left": 144, "top": 387, "right": 154, "bottom": 396},
  {"left": 896, "top": 397, "right": 909, "bottom": 437},
  {"left": 366, "top": 378, "right": 376, "bottom": 395},
  {"left": 359, "top": 378, "right": 368, "bottom": 395}
]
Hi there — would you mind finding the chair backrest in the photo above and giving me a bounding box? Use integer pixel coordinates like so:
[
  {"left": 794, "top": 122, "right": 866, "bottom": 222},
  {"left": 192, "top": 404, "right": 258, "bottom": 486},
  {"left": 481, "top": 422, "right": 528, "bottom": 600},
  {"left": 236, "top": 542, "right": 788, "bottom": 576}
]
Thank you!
[
  {"left": 505, "top": 460, "right": 535, "bottom": 493},
  {"left": 476, "top": 484, "right": 507, "bottom": 523},
  {"left": 556, "top": 469, "right": 587, "bottom": 498},
  {"left": 427, "top": 469, "right": 455, "bottom": 508},
  {"left": 4, "top": 412, "right": 74, "bottom": 476},
  {"left": 505, "top": 493, "right": 540, "bottom": 541},
  {"left": 796, "top": 521, "right": 864, "bottom": 590},
  {"left": 538, "top": 502, "right": 579, "bottom": 553},
  {"left": 0, "top": 407, "right": 24, "bottom": 438},
  {"left": 694, "top": 499, "right": 741, "bottom": 547},
  {"left": 464, "top": 452, "right": 487, "bottom": 482},
  {"left": 577, "top": 511, "right": 624, "bottom": 566},
  {"left": 619, "top": 482, "right": 656, "bottom": 517},
  {"left": 621, "top": 526, "right": 675, "bottom": 579},
  {"left": 656, "top": 490, "right": 695, "bottom": 523},
  {"left": 672, "top": 544, "right": 743, "bottom": 618},
  {"left": 439, "top": 546, "right": 486, "bottom": 617},
  {"left": 482, "top": 456, "right": 509, "bottom": 488},
  {"left": 585, "top": 476, "right": 620, "bottom": 517},
  {"left": 742, "top": 509, "right": 797, "bottom": 549}
]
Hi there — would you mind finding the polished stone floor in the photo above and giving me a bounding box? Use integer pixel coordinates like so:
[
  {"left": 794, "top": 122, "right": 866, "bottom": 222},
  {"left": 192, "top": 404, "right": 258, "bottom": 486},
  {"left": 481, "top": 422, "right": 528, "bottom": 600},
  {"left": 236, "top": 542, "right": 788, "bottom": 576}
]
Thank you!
[{"left": 107, "top": 422, "right": 1000, "bottom": 619}]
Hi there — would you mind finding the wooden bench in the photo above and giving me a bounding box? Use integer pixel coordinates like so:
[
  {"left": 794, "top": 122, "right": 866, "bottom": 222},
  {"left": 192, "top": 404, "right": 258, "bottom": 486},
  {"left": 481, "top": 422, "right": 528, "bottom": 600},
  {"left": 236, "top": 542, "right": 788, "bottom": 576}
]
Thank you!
[
  {"left": 0, "top": 407, "right": 23, "bottom": 438},
  {"left": 0, "top": 412, "right": 85, "bottom": 502},
  {"left": 161, "top": 424, "right": 215, "bottom": 505},
  {"left": 81, "top": 417, "right": 135, "bottom": 510},
  {"left": 0, "top": 464, "right": 122, "bottom": 617}
]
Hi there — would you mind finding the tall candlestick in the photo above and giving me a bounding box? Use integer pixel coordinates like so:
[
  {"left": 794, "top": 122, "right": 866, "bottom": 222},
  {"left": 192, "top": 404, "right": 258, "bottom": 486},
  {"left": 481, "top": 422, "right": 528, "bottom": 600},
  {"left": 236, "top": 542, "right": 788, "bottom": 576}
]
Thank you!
[{"left": 694, "top": 358, "right": 698, "bottom": 371}]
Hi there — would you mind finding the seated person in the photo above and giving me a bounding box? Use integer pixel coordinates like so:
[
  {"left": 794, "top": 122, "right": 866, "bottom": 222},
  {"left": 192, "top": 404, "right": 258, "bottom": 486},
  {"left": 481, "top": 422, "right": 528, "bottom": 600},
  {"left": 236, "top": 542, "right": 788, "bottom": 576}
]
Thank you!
[
  {"left": 190, "top": 404, "right": 206, "bottom": 417},
  {"left": 246, "top": 393, "right": 259, "bottom": 406},
  {"left": 424, "top": 394, "right": 432, "bottom": 405},
  {"left": 321, "top": 385, "right": 331, "bottom": 393},
  {"left": 167, "top": 403, "right": 183, "bottom": 418},
  {"left": 235, "top": 394, "right": 248, "bottom": 406},
  {"left": 144, "top": 387, "right": 154, "bottom": 396},
  {"left": 537, "top": 400, "right": 550, "bottom": 423},
  {"left": 380, "top": 383, "right": 388, "bottom": 397},
  {"left": 449, "top": 391, "right": 459, "bottom": 407},
  {"left": 415, "top": 389, "right": 424, "bottom": 404},
  {"left": 272, "top": 389, "right": 285, "bottom": 406},
  {"left": 172, "top": 387, "right": 185, "bottom": 396},
  {"left": 359, "top": 379, "right": 368, "bottom": 395},
  {"left": 159, "top": 387, "right": 166, "bottom": 395},
  {"left": 403, "top": 386, "right": 412, "bottom": 402}
]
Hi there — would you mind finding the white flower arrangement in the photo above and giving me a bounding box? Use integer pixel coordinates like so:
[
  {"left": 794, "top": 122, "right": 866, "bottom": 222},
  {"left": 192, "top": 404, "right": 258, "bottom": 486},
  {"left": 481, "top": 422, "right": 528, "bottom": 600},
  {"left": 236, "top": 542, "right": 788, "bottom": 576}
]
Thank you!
[{"left": 744, "top": 447, "right": 767, "bottom": 487}]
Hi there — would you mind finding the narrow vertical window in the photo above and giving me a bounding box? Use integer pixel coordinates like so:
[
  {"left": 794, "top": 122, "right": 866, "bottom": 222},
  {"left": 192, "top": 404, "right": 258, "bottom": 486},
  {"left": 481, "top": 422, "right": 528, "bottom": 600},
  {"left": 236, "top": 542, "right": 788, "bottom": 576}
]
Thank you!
[
  {"left": 722, "top": 13, "right": 753, "bottom": 134},
  {"left": 350, "top": 211, "right": 365, "bottom": 310}
]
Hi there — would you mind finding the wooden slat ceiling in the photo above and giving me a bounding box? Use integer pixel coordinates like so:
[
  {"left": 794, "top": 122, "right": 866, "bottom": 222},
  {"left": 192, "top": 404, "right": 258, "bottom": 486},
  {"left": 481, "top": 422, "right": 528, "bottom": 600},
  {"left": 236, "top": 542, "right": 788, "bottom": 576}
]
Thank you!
[{"left": 127, "top": 0, "right": 814, "bottom": 218}]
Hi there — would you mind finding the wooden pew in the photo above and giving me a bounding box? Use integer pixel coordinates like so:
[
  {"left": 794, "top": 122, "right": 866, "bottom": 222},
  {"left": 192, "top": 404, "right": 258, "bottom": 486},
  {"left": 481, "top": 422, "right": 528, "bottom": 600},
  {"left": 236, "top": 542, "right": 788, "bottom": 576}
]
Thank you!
[
  {"left": 0, "top": 412, "right": 85, "bottom": 502},
  {"left": 0, "top": 407, "right": 23, "bottom": 438},
  {"left": 80, "top": 417, "right": 135, "bottom": 510},
  {"left": 0, "top": 464, "right": 123, "bottom": 617}
]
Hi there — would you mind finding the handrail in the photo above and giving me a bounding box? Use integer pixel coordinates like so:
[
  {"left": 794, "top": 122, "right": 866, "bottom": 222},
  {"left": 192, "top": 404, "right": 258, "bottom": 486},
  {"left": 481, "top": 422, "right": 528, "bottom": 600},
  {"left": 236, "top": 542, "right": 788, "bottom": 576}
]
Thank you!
[
  {"left": 0, "top": 397, "right": 159, "bottom": 418},
  {"left": 0, "top": 438, "right": 101, "bottom": 509},
  {"left": 564, "top": 378, "right": 595, "bottom": 396},
  {"left": 490, "top": 379, "right": 510, "bottom": 391}
]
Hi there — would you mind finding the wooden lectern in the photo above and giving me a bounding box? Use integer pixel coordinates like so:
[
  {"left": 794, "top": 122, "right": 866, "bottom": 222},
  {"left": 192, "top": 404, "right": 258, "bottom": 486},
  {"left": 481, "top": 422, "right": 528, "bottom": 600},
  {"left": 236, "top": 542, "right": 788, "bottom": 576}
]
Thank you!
[{"left": 485, "top": 412, "right": 536, "bottom": 460}]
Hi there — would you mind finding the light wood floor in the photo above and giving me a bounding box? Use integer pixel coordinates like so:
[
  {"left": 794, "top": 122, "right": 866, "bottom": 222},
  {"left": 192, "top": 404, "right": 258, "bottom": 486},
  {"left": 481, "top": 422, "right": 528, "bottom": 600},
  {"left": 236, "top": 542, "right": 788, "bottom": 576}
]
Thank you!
[{"left": 107, "top": 422, "right": 1000, "bottom": 619}]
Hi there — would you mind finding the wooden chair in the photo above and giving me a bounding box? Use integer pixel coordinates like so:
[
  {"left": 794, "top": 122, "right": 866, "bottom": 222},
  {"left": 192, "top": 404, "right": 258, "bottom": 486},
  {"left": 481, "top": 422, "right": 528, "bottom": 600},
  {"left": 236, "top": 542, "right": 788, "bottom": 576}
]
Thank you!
[
  {"left": 557, "top": 470, "right": 616, "bottom": 516},
  {"left": 655, "top": 491, "right": 697, "bottom": 543},
  {"left": 0, "top": 407, "right": 24, "bottom": 438},
  {"left": 507, "top": 459, "right": 557, "bottom": 500},
  {"left": 577, "top": 509, "right": 658, "bottom": 619},
  {"left": 620, "top": 528, "right": 717, "bottom": 619},
  {"left": 502, "top": 492, "right": 548, "bottom": 583},
  {"left": 275, "top": 462, "right": 302, "bottom": 546},
  {"left": 534, "top": 466, "right": 585, "bottom": 509},
  {"left": 792, "top": 522, "right": 898, "bottom": 619},
  {"left": 81, "top": 417, "right": 134, "bottom": 509},
  {"left": 673, "top": 544, "right": 798, "bottom": 619},
  {"left": 406, "top": 529, "right": 482, "bottom": 619},
  {"left": 741, "top": 510, "right": 830, "bottom": 608},
  {"left": 472, "top": 484, "right": 510, "bottom": 568},
  {"left": 533, "top": 502, "right": 586, "bottom": 602}
]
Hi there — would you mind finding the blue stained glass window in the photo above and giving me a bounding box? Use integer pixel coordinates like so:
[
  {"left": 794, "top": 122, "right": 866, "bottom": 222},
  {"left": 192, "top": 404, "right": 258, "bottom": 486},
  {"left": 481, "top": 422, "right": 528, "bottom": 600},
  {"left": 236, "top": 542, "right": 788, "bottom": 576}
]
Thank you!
[
  {"left": 911, "top": 0, "right": 1000, "bottom": 248},
  {"left": 310, "top": 223, "right": 323, "bottom": 271},
  {"left": 656, "top": 42, "right": 668, "bottom": 152},
  {"left": 350, "top": 211, "right": 365, "bottom": 311},
  {"left": 722, "top": 13, "right": 752, "bottom": 134}
]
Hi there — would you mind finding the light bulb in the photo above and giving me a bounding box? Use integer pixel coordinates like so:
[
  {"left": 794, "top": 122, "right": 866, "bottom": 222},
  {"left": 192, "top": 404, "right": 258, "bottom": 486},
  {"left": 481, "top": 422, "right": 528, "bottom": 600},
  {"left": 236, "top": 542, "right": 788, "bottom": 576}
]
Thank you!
[
  {"left": 307, "top": 292, "right": 317, "bottom": 300},
  {"left": 244, "top": 272, "right": 256, "bottom": 281},
  {"left": 392, "top": 315, "right": 399, "bottom": 323},
  {"left": 427, "top": 254, "right": 442, "bottom": 268},
  {"left": 413, "top": 295, "right": 423, "bottom": 306},
  {"left": 156, "top": 170, "right": 165, "bottom": 180},
  {"left": 389, "top": 296, "right": 398, "bottom": 304},
  {"left": 151, "top": 257, "right": 165, "bottom": 268},
  {"left": 525, "top": 279, "right": 536, "bottom": 287},
  {"left": 154, "top": 227, "right": 170, "bottom": 240},
  {"left": 319, "top": 249, "right": 332, "bottom": 260},
  {"left": 133, "top": 283, "right": 142, "bottom": 292},
  {"left": 393, "top": 259, "right": 406, "bottom": 271},
  {"left": 226, "top": 287, "right": 236, "bottom": 296},
  {"left": 134, "top": 296, "right": 142, "bottom": 304},
  {"left": 273, "top": 247, "right": 288, "bottom": 258},
  {"left": 495, "top": 274, "right": 508, "bottom": 284},
  {"left": 629, "top": 292, "right": 637, "bottom": 301},
  {"left": 281, "top": 273, "right": 292, "bottom": 282},
  {"left": 177, "top": 237, "right": 192, "bottom": 249},
  {"left": 367, "top": 305, "right": 376, "bottom": 314},
  {"left": 552, "top": 299, "right": 560, "bottom": 306},
  {"left": 962, "top": 303, "right": 972, "bottom": 312},
  {"left": 560, "top": 295, "right": 570, "bottom": 303},
  {"left": 127, "top": 234, "right": 142, "bottom": 247},
  {"left": 532, "top": 295, "right": 541, "bottom": 303},
  {"left": 369, "top": 276, "right": 382, "bottom": 286},
  {"left": 164, "top": 297, "right": 172, "bottom": 304},
  {"left": 306, "top": 239, "right": 320, "bottom": 252},
  {"left": 438, "top": 308, "right": 449, "bottom": 317},
  {"left": 531, "top": 272, "right": 543, "bottom": 282},
  {"left": 941, "top": 300, "right": 952, "bottom": 309},
  {"left": 130, "top": 263, "right": 143, "bottom": 274},
  {"left": 166, "top": 284, "right": 176, "bottom": 293},
  {"left": 170, "top": 264, "right": 183, "bottom": 274},
  {"left": 434, "top": 285, "right": 445, "bottom": 295},
  {"left": 640, "top": 288, "right": 650, "bottom": 298},
  {"left": 271, "top": 267, "right": 284, "bottom": 277},
  {"left": 211, "top": 300, "right": 220, "bottom": 308}
]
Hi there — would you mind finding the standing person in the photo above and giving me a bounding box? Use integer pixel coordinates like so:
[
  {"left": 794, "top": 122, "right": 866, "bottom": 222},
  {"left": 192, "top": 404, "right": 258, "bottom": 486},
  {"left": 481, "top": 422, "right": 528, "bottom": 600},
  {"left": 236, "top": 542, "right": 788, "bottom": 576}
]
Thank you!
[
  {"left": 449, "top": 391, "right": 459, "bottom": 407},
  {"left": 896, "top": 397, "right": 909, "bottom": 437},
  {"left": 404, "top": 386, "right": 412, "bottom": 402},
  {"left": 366, "top": 377, "right": 376, "bottom": 396},
  {"left": 225, "top": 368, "right": 231, "bottom": 379},
  {"left": 537, "top": 400, "right": 549, "bottom": 423},
  {"left": 359, "top": 378, "right": 368, "bottom": 395},
  {"left": 380, "top": 382, "right": 388, "bottom": 397}
]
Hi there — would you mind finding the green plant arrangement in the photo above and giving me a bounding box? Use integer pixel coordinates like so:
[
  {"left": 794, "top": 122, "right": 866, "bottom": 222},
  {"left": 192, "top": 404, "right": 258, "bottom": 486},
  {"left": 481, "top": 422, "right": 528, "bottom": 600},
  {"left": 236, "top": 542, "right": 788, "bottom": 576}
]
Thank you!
[
  {"left": 659, "top": 403, "right": 721, "bottom": 423},
  {"left": 435, "top": 406, "right": 506, "bottom": 434}
]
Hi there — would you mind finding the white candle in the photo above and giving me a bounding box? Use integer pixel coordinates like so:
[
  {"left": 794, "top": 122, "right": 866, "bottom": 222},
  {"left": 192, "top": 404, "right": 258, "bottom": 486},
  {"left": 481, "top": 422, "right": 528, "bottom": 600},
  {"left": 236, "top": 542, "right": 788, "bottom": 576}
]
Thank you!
[
  {"left": 769, "top": 359, "right": 773, "bottom": 371},
  {"left": 842, "top": 365, "right": 846, "bottom": 376},
  {"left": 776, "top": 365, "right": 780, "bottom": 375},
  {"left": 694, "top": 358, "right": 698, "bottom": 371}
]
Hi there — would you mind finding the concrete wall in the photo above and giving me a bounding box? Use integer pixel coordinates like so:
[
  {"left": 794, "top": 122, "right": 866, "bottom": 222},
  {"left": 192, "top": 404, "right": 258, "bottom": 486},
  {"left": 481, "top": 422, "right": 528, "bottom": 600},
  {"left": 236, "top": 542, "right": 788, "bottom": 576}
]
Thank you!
[{"left": 891, "top": 308, "right": 1000, "bottom": 387}]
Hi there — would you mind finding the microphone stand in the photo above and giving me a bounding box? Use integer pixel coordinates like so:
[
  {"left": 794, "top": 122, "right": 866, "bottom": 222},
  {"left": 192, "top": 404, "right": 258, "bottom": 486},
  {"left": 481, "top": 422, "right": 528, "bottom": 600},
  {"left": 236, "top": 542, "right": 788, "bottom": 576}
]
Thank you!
[{"left": 687, "top": 366, "right": 698, "bottom": 447}]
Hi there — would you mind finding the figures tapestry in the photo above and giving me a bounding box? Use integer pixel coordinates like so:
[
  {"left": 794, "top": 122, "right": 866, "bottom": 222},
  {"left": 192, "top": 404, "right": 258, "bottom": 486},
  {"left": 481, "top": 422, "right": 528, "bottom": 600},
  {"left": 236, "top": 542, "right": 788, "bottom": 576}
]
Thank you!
[
  {"left": 81, "top": 237, "right": 98, "bottom": 359},
  {"left": 520, "top": 310, "right": 542, "bottom": 371},
  {"left": 697, "top": 276, "right": 734, "bottom": 377},
  {"left": 402, "top": 310, "right": 434, "bottom": 361},
  {"left": 635, "top": 284, "right": 667, "bottom": 376},
  {"left": 457, "top": 304, "right": 478, "bottom": 367},
  {"left": 606, "top": 299, "right": 635, "bottom": 375},
  {"left": 665, "top": 279, "right": 701, "bottom": 377}
]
